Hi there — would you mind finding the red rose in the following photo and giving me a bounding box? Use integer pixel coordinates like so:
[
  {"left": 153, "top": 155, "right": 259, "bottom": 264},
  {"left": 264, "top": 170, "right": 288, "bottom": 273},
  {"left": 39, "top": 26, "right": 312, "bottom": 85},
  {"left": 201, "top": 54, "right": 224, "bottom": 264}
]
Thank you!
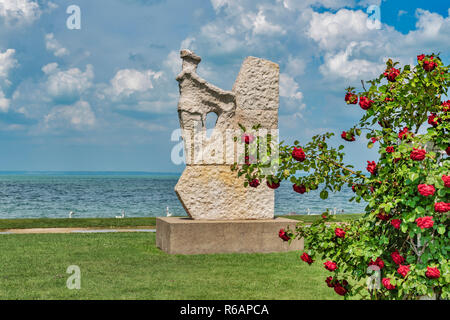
[
  {"left": 351, "top": 185, "right": 357, "bottom": 192},
  {"left": 366, "top": 161, "right": 377, "bottom": 175},
  {"left": 266, "top": 180, "right": 280, "bottom": 189},
  {"left": 384, "top": 97, "right": 394, "bottom": 102},
  {"left": 359, "top": 96, "right": 374, "bottom": 110},
  {"left": 428, "top": 113, "right": 440, "bottom": 127},
  {"left": 341, "top": 131, "right": 355, "bottom": 141},
  {"left": 278, "top": 229, "right": 290, "bottom": 241},
  {"left": 393, "top": 157, "right": 401, "bottom": 163},
  {"left": 423, "top": 59, "right": 437, "bottom": 72},
  {"left": 292, "top": 147, "right": 306, "bottom": 162},
  {"left": 241, "top": 133, "right": 255, "bottom": 144},
  {"left": 415, "top": 216, "right": 434, "bottom": 229},
  {"left": 397, "top": 264, "right": 410, "bottom": 278},
  {"left": 442, "top": 175, "right": 450, "bottom": 188},
  {"left": 249, "top": 179, "right": 260, "bottom": 188},
  {"left": 391, "top": 250, "right": 405, "bottom": 265},
  {"left": 293, "top": 184, "right": 306, "bottom": 194},
  {"left": 398, "top": 127, "right": 410, "bottom": 140},
  {"left": 369, "top": 257, "right": 385, "bottom": 269},
  {"left": 384, "top": 67, "right": 400, "bottom": 82},
  {"left": 425, "top": 267, "right": 440, "bottom": 279},
  {"left": 447, "top": 146, "right": 450, "bottom": 156},
  {"left": 410, "top": 148, "right": 426, "bottom": 161},
  {"left": 334, "top": 228, "right": 346, "bottom": 238},
  {"left": 417, "top": 184, "right": 435, "bottom": 197},
  {"left": 324, "top": 261, "right": 338, "bottom": 272},
  {"left": 390, "top": 219, "right": 401, "bottom": 229},
  {"left": 377, "top": 212, "right": 392, "bottom": 221},
  {"left": 417, "top": 54, "right": 425, "bottom": 61},
  {"left": 386, "top": 146, "right": 395, "bottom": 153},
  {"left": 434, "top": 202, "right": 450, "bottom": 213},
  {"left": 300, "top": 252, "right": 314, "bottom": 265},
  {"left": 382, "top": 278, "right": 396, "bottom": 290},
  {"left": 442, "top": 100, "right": 450, "bottom": 112},
  {"left": 325, "top": 276, "right": 334, "bottom": 287},
  {"left": 333, "top": 284, "right": 347, "bottom": 296},
  {"left": 345, "top": 92, "right": 358, "bottom": 104}
]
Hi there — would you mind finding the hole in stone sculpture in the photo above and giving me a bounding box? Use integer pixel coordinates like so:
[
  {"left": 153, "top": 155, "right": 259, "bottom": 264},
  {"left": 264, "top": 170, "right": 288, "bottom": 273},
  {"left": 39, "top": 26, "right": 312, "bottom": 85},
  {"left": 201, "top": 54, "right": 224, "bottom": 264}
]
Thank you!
[{"left": 205, "top": 112, "right": 218, "bottom": 139}]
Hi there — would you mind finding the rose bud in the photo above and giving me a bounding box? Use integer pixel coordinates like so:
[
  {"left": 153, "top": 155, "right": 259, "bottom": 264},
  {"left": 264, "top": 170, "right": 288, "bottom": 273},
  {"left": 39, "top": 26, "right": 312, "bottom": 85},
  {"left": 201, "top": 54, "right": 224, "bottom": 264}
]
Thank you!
[
  {"left": 366, "top": 161, "right": 377, "bottom": 175},
  {"left": 300, "top": 252, "right": 314, "bottom": 265},
  {"left": 278, "top": 229, "right": 290, "bottom": 241},
  {"left": 345, "top": 92, "right": 358, "bottom": 104},
  {"left": 333, "top": 284, "right": 347, "bottom": 296},
  {"left": 293, "top": 184, "right": 306, "bottom": 194},
  {"left": 325, "top": 276, "right": 334, "bottom": 288},
  {"left": 341, "top": 131, "right": 355, "bottom": 141},
  {"left": 417, "top": 54, "right": 425, "bottom": 61},
  {"left": 249, "top": 179, "right": 260, "bottom": 188},
  {"left": 266, "top": 180, "right": 280, "bottom": 189}
]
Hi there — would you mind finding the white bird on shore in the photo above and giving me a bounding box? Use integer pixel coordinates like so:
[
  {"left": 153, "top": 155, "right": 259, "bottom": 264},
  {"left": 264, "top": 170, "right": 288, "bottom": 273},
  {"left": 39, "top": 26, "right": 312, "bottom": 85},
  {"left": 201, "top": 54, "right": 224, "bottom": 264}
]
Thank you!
[
  {"left": 307, "top": 208, "right": 311, "bottom": 215},
  {"left": 116, "top": 210, "right": 125, "bottom": 219},
  {"left": 166, "top": 206, "right": 172, "bottom": 217},
  {"left": 69, "top": 211, "right": 75, "bottom": 218}
]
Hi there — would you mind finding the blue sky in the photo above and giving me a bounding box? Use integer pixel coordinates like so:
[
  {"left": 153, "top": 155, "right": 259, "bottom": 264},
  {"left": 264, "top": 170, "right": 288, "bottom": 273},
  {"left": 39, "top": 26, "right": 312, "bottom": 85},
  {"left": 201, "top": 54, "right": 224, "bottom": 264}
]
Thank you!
[{"left": 0, "top": 0, "right": 449, "bottom": 172}]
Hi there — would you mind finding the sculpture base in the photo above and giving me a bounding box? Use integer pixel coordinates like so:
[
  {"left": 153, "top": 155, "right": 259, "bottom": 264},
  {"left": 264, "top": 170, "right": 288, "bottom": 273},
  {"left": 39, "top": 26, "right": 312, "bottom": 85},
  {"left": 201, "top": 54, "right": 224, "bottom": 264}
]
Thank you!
[{"left": 156, "top": 217, "right": 303, "bottom": 255}]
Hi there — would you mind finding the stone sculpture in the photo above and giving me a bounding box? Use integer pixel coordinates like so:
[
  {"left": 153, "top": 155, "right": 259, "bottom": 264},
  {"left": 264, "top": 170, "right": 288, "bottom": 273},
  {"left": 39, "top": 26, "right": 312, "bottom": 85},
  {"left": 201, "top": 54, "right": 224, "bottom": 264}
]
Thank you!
[{"left": 175, "top": 49, "right": 279, "bottom": 220}]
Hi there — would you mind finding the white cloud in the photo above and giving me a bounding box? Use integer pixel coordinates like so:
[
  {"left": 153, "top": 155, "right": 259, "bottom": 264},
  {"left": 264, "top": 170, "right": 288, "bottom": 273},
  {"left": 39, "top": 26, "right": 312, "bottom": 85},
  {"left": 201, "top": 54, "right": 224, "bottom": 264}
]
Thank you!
[
  {"left": 0, "top": 90, "right": 9, "bottom": 112},
  {"left": 320, "top": 41, "right": 384, "bottom": 80},
  {"left": 45, "top": 33, "right": 69, "bottom": 57},
  {"left": 163, "top": 50, "right": 182, "bottom": 76},
  {"left": 0, "top": 48, "right": 18, "bottom": 112},
  {"left": 307, "top": 9, "right": 372, "bottom": 51},
  {"left": 0, "top": 0, "right": 41, "bottom": 26},
  {"left": 285, "top": 55, "right": 306, "bottom": 76},
  {"left": 44, "top": 100, "right": 96, "bottom": 130},
  {"left": 42, "top": 63, "right": 94, "bottom": 102},
  {"left": 109, "top": 69, "right": 162, "bottom": 97},
  {"left": 244, "top": 9, "right": 286, "bottom": 36},
  {"left": 0, "top": 48, "right": 17, "bottom": 79},
  {"left": 279, "top": 73, "right": 303, "bottom": 100}
]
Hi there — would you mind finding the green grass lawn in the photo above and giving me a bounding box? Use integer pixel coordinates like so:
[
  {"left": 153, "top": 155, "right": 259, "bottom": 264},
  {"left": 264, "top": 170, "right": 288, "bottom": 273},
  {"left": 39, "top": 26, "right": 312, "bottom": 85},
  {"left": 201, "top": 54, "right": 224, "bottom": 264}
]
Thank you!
[
  {"left": 0, "top": 232, "right": 342, "bottom": 300},
  {"left": 0, "top": 214, "right": 363, "bottom": 230}
]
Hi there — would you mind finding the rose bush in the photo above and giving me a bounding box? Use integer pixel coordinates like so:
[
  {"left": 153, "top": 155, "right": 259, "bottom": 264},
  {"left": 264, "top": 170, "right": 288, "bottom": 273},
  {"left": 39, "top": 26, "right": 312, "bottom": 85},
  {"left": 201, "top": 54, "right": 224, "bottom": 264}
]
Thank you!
[{"left": 232, "top": 54, "right": 449, "bottom": 299}]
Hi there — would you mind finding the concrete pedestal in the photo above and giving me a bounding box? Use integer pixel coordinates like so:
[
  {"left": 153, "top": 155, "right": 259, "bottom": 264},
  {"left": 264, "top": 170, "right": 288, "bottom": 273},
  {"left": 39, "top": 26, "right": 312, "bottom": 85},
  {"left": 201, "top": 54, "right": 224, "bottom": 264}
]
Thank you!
[{"left": 156, "top": 217, "right": 303, "bottom": 254}]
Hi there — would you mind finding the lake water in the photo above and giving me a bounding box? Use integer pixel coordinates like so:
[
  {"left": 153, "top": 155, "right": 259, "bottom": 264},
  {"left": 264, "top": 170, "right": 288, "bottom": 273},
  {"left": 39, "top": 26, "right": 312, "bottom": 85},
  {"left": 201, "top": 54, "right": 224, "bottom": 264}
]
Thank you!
[{"left": 0, "top": 173, "right": 367, "bottom": 219}]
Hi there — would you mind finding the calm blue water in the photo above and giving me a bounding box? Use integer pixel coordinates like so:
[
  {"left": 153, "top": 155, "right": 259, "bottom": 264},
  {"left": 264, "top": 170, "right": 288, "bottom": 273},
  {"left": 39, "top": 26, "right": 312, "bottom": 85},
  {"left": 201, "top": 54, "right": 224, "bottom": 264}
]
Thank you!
[{"left": 0, "top": 173, "right": 367, "bottom": 219}]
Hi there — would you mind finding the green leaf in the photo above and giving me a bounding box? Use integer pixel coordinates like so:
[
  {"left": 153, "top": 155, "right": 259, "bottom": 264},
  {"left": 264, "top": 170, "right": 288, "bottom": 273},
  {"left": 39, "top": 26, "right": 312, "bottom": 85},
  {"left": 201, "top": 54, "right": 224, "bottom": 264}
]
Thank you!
[{"left": 320, "top": 190, "right": 329, "bottom": 200}]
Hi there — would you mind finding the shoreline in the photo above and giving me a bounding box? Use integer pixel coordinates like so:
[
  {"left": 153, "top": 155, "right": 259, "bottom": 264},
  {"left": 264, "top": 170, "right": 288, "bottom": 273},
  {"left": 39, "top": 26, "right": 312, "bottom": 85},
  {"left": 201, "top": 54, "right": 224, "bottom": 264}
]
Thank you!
[{"left": 0, "top": 214, "right": 363, "bottom": 231}]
